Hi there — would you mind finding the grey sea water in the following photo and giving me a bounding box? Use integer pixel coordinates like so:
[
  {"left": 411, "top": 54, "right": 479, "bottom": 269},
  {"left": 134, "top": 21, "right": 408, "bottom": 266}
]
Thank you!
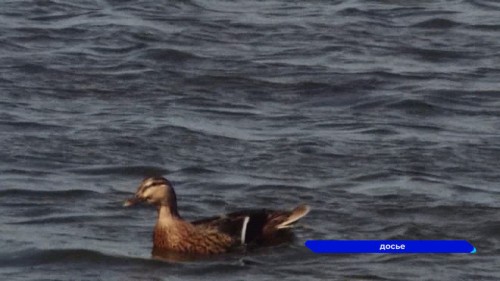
[{"left": 1, "top": 0, "right": 499, "bottom": 280}]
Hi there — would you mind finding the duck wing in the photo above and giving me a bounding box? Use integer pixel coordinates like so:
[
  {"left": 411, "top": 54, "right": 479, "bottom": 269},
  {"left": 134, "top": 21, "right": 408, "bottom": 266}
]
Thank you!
[{"left": 191, "top": 204, "right": 310, "bottom": 244}]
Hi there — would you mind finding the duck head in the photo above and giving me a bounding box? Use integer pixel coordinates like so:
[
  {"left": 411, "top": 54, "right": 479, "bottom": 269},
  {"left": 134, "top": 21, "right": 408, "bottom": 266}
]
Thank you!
[{"left": 124, "top": 176, "right": 178, "bottom": 210}]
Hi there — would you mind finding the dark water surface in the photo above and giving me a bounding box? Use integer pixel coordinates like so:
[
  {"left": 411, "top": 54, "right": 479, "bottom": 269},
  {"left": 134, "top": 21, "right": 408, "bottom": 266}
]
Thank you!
[{"left": 1, "top": 0, "right": 500, "bottom": 280}]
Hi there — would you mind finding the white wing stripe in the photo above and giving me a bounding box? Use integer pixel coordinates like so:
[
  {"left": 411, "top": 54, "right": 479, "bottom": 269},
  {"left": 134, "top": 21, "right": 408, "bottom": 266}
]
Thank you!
[{"left": 240, "top": 216, "right": 250, "bottom": 244}]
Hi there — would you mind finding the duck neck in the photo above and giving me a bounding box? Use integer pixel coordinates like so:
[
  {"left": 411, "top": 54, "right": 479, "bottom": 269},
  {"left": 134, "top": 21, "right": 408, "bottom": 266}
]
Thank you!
[{"left": 157, "top": 204, "right": 181, "bottom": 224}]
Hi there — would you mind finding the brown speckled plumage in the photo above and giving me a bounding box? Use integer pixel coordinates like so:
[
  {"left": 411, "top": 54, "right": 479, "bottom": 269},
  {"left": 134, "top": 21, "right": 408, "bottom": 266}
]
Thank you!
[
  {"left": 124, "top": 176, "right": 310, "bottom": 256},
  {"left": 154, "top": 222, "right": 234, "bottom": 254}
]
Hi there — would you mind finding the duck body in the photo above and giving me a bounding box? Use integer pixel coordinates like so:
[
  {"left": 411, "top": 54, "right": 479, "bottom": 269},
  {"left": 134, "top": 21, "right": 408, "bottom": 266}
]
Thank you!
[
  {"left": 152, "top": 206, "right": 235, "bottom": 255},
  {"left": 125, "top": 176, "right": 310, "bottom": 256}
]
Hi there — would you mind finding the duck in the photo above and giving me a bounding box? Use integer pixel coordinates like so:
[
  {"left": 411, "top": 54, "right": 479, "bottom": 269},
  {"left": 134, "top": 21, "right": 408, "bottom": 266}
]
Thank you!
[{"left": 124, "top": 176, "right": 310, "bottom": 256}]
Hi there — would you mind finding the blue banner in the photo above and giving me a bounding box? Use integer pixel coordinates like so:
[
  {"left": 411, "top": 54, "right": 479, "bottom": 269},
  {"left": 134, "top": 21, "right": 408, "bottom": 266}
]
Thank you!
[{"left": 305, "top": 240, "right": 476, "bottom": 254}]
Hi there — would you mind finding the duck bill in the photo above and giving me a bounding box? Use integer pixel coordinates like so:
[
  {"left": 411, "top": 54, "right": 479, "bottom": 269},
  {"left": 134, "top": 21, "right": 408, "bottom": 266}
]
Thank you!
[{"left": 123, "top": 197, "right": 142, "bottom": 207}]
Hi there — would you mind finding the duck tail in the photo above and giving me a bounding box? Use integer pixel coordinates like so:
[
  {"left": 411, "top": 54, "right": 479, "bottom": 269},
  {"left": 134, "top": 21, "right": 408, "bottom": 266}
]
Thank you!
[{"left": 276, "top": 204, "right": 310, "bottom": 229}]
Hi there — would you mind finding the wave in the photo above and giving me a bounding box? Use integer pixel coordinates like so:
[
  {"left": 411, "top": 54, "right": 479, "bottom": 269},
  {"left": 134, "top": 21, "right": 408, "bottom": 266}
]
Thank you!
[
  {"left": 412, "top": 18, "right": 461, "bottom": 29},
  {"left": 0, "top": 189, "right": 99, "bottom": 198},
  {"left": 176, "top": 166, "right": 216, "bottom": 175},
  {"left": 402, "top": 46, "right": 475, "bottom": 62},
  {"left": 468, "top": 0, "right": 500, "bottom": 11},
  {"left": 0, "top": 248, "right": 164, "bottom": 267},
  {"left": 0, "top": 120, "right": 69, "bottom": 131},
  {"left": 386, "top": 99, "right": 439, "bottom": 115},
  {"left": 137, "top": 47, "right": 204, "bottom": 63},
  {"left": 65, "top": 165, "right": 169, "bottom": 176},
  {"left": 0, "top": 247, "right": 272, "bottom": 272}
]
